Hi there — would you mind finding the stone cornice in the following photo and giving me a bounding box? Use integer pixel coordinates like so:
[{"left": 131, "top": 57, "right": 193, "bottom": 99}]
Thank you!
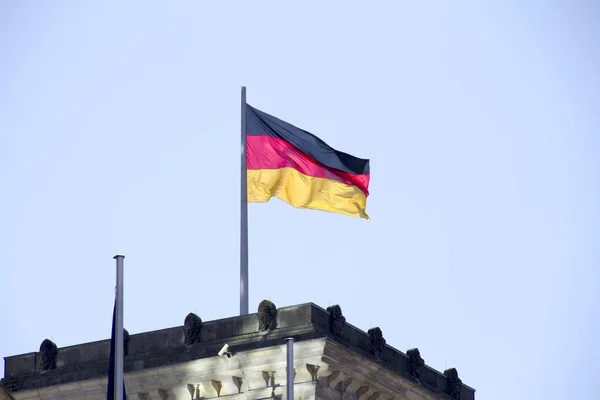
[
  {"left": 2, "top": 303, "right": 474, "bottom": 400},
  {"left": 0, "top": 383, "right": 15, "bottom": 400}
]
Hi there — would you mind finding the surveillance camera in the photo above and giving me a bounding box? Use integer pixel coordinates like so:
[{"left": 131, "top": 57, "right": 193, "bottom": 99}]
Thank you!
[{"left": 218, "top": 344, "right": 231, "bottom": 358}]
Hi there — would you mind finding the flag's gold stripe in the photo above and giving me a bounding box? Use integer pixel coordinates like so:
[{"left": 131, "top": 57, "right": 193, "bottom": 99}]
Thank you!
[{"left": 247, "top": 167, "right": 369, "bottom": 219}]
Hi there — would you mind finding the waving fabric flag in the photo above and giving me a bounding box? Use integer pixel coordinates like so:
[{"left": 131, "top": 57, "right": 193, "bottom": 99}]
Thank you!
[
  {"left": 107, "top": 302, "right": 126, "bottom": 400},
  {"left": 246, "top": 105, "right": 370, "bottom": 219}
]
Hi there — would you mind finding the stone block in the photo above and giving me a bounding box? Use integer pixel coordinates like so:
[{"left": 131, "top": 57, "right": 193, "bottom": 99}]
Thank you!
[
  {"left": 276, "top": 305, "right": 312, "bottom": 329},
  {"left": 310, "top": 306, "right": 330, "bottom": 332},
  {"left": 143, "top": 330, "right": 173, "bottom": 352},
  {"left": 3, "top": 359, "right": 14, "bottom": 377},
  {"left": 58, "top": 348, "right": 81, "bottom": 368},
  {"left": 128, "top": 334, "right": 145, "bottom": 356},
  {"left": 405, "top": 390, "right": 424, "bottom": 400},
  {"left": 7, "top": 354, "right": 36, "bottom": 376}
]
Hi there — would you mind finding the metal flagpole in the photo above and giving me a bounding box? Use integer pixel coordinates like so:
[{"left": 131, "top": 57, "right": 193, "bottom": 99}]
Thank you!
[
  {"left": 285, "top": 338, "right": 294, "bottom": 400},
  {"left": 240, "top": 86, "right": 249, "bottom": 316},
  {"left": 114, "top": 254, "right": 125, "bottom": 400}
]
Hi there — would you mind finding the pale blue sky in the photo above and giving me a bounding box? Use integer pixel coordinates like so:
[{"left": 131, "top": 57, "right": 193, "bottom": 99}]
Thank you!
[{"left": 1, "top": 2, "right": 598, "bottom": 399}]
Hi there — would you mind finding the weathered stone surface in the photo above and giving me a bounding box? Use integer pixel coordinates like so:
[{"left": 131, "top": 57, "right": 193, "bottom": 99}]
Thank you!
[
  {"left": 2, "top": 304, "right": 475, "bottom": 400},
  {"left": 39, "top": 340, "right": 58, "bottom": 372},
  {"left": 367, "top": 328, "right": 386, "bottom": 359},
  {"left": 406, "top": 348, "right": 424, "bottom": 381},
  {"left": 183, "top": 313, "right": 202, "bottom": 346},
  {"left": 0, "top": 383, "right": 15, "bottom": 400},
  {"left": 443, "top": 368, "right": 462, "bottom": 399},
  {"left": 257, "top": 300, "right": 277, "bottom": 332},
  {"left": 326, "top": 305, "right": 346, "bottom": 337}
]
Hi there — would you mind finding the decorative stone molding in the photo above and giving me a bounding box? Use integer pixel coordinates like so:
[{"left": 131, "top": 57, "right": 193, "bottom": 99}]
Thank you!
[
  {"left": 210, "top": 381, "right": 222, "bottom": 397},
  {"left": 0, "top": 383, "right": 15, "bottom": 400},
  {"left": 340, "top": 377, "right": 356, "bottom": 393},
  {"left": 261, "top": 371, "right": 275, "bottom": 388},
  {"left": 341, "top": 377, "right": 374, "bottom": 398},
  {"left": 183, "top": 313, "right": 202, "bottom": 345},
  {"left": 306, "top": 364, "right": 320, "bottom": 381},
  {"left": 148, "top": 389, "right": 166, "bottom": 400},
  {"left": 367, "top": 328, "right": 386, "bottom": 359},
  {"left": 326, "top": 370, "right": 346, "bottom": 388},
  {"left": 2, "top": 304, "right": 475, "bottom": 400},
  {"left": 3, "top": 338, "right": 470, "bottom": 400},
  {"left": 39, "top": 339, "right": 57, "bottom": 371},
  {"left": 444, "top": 368, "right": 462, "bottom": 399},
  {"left": 257, "top": 300, "right": 277, "bottom": 332},
  {"left": 232, "top": 377, "right": 243, "bottom": 394},
  {"left": 326, "top": 305, "right": 346, "bottom": 337},
  {"left": 406, "top": 348, "right": 424, "bottom": 381},
  {"left": 186, "top": 384, "right": 195, "bottom": 400}
]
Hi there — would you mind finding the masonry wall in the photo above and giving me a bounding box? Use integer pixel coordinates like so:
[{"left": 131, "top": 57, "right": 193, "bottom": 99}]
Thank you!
[{"left": 2, "top": 303, "right": 474, "bottom": 400}]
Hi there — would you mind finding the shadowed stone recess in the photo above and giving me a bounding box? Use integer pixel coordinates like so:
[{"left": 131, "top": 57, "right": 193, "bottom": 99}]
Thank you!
[
  {"left": 326, "top": 305, "right": 346, "bottom": 336},
  {"left": 257, "top": 300, "right": 277, "bottom": 332},
  {"left": 183, "top": 313, "right": 202, "bottom": 345},
  {"left": 39, "top": 339, "right": 57, "bottom": 372}
]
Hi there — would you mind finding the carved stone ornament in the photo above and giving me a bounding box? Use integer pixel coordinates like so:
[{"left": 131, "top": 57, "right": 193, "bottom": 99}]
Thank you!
[
  {"left": 327, "top": 305, "right": 346, "bottom": 336},
  {"left": 257, "top": 300, "right": 277, "bottom": 332},
  {"left": 123, "top": 329, "right": 130, "bottom": 356},
  {"left": 406, "top": 348, "right": 425, "bottom": 380},
  {"left": 367, "top": 327, "right": 386, "bottom": 359},
  {"left": 39, "top": 339, "right": 58, "bottom": 371},
  {"left": 444, "top": 368, "right": 462, "bottom": 400},
  {"left": 183, "top": 313, "right": 202, "bottom": 345}
]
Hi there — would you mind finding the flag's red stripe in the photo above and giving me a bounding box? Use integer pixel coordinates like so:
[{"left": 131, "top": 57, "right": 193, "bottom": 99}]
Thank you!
[{"left": 247, "top": 135, "right": 370, "bottom": 197}]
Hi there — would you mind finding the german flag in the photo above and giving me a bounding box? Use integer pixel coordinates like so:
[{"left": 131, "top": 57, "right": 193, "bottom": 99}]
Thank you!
[{"left": 246, "top": 105, "right": 370, "bottom": 219}]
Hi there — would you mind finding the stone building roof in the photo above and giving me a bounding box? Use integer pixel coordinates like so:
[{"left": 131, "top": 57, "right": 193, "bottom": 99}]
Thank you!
[{"left": 2, "top": 302, "right": 474, "bottom": 400}]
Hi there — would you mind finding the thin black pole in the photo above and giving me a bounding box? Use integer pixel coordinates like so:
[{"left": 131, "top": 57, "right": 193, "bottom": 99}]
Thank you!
[{"left": 240, "top": 86, "right": 249, "bottom": 315}]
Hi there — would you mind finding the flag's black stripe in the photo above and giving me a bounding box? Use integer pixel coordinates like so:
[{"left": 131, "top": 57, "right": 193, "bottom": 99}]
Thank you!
[
  {"left": 107, "top": 302, "right": 127, "bottom": 400},
  {"left": 246, "top": 104, "right": 370, "bottom": 176}
]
